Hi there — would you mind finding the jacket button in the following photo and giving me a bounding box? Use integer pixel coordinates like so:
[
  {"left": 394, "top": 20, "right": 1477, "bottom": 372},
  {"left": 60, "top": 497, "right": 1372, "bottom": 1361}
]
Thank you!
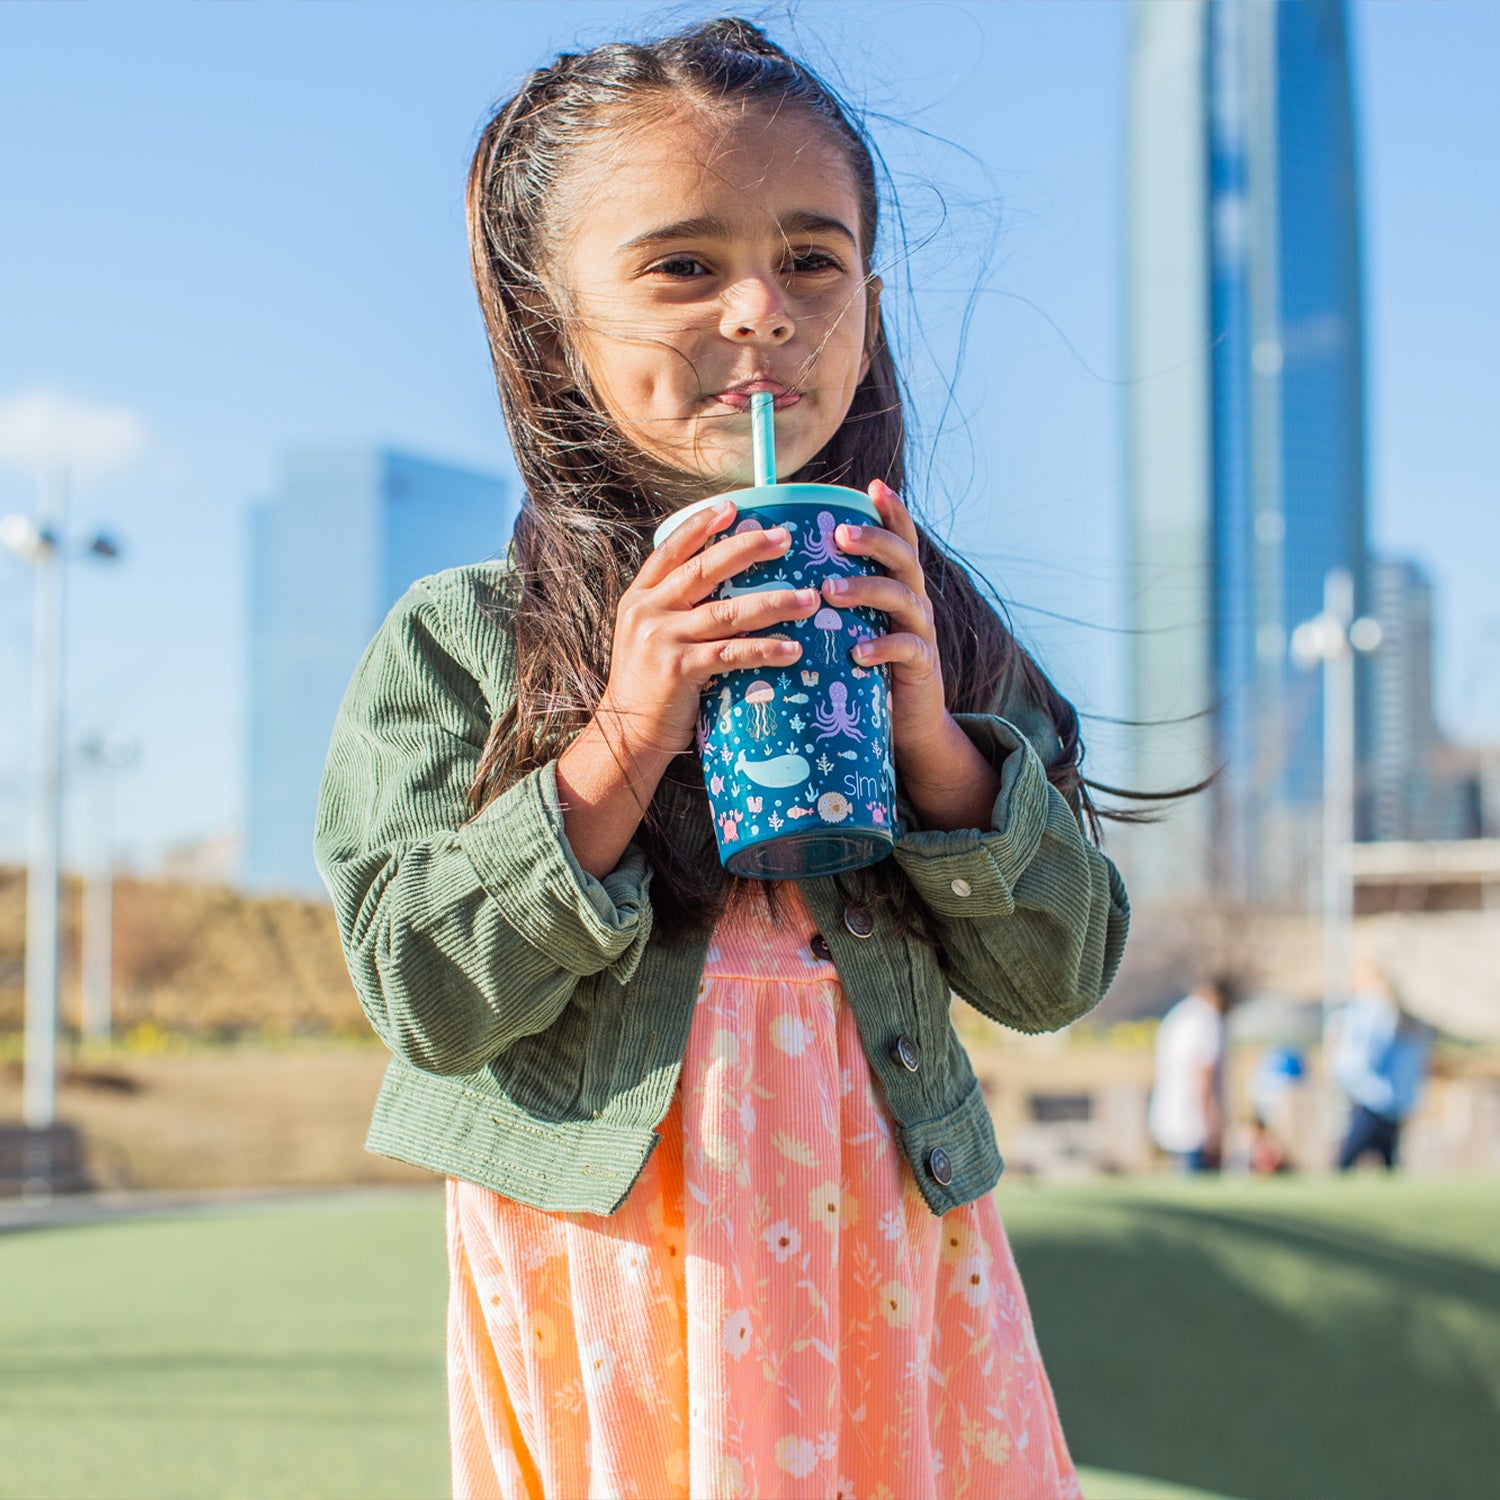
[
  {"left": 843, "top": 904, "right": 875, "bottom": 939},
  {"left": 950, "top": 877, "right": 972, "bottom": 897},
  {"left": 890, "top": 1033, "right": 921, "bottom": 1072},
  {"left": 809, "top": 933, "right": 832, "bottom": 962},
  {"left": 927, "top": 1146, "right": 953, "bottom": 1186}
]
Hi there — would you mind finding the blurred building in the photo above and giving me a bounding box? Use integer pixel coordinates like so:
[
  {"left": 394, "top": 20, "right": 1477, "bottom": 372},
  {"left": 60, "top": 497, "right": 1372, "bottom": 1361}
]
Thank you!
[
  {"left": 1125, "top": 0, "right": 1367, "bottom": 905},
  {"left": 1366, "top": 556, "right": 1438, "bottom": 841},
  {"left": 244, "top": 448, "right": 513, "bottom": 893}
]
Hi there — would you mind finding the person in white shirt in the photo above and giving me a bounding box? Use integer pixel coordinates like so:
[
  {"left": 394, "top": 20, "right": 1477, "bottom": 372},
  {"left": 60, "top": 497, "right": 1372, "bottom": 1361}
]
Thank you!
[{"left": 1149, "top": 978, "right": 1235, "bottom": 1171}]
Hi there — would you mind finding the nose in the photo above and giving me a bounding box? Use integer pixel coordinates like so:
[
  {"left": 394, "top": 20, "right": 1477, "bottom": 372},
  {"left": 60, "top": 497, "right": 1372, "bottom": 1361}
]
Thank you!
[{"left": 720, "top": 275, "right": 795, "bottom": 344}]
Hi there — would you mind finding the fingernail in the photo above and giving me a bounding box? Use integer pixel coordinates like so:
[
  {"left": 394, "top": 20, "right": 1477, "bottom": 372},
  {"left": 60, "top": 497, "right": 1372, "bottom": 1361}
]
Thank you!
[
  {"left": 853, "top": 642, "right": 871, "bottom": 661},
  {"left": 713, "top": 499, "right": 734, "bottom": 519},
  {"left": 827, "top": 576, "right": 848, "bottom": 596},
  {"left": 842, "top": 524, "right": 863, "bottom": 542},
  {"left": 767, "top": 526, "right": 789, "bottom": 543},
  {"left": 796, "top": 588, "right": 818, "bottom": 605}
]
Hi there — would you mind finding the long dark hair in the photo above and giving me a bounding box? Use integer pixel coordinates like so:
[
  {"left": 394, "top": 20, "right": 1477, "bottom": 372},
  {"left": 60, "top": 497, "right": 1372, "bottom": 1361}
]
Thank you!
[{"left": 464, "top": 17, "right": 1111, "bottom": 938}]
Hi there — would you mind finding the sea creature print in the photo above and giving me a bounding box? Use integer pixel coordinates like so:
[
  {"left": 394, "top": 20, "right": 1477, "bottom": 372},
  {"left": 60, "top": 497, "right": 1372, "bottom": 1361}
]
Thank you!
[
  {"left": 747, "top": 796, "right": 763, "bottom": 814},
  {"left": 837, "top": 750, "right": 859, "bottom": 760},
  {"left": 717, "top": 810, "right": 744, "bottom": 843},
  {"left": 801, "top": 669, "right": 819, "bottom": 687},
  {"left": 802, "top": 510, "right": 856, "bottom": 571},
  {"left": 812, "top": 607, "right": 843, "bottom": 661},
  {"left": 851, "top": 666, "right": 870, "bottom": 679},
  {"left": 709, "top": 772, "right": 725, "bottom": 797},
  {"left": 734, "top": 749, "right": 812, "bottom": 789},
  {"left": 814, "top": 681, "right": 865, "bottom": 742},
  {"left": 784, "top": 692, "right": 809, "bottom": 704},
  {"left": 867, "top": 803, "right": 887, "bottom": 826},
  {"left": 744, "top": 680, "right": 777, "bottom": 739},
  {"left": 733, "top": 517, "right": 764, "bottom": 534},
  {"left": 785, "top": 804, "right": 814, "bottom": 820},
  {"left": 716, "top": 686, "right": 734, "bottom": 734},
  {"left": 817, "top": 791, "right": 854, "bottom": 824},
  {"left": 788, "top": 713, "right": 806, "bottom": 734}
]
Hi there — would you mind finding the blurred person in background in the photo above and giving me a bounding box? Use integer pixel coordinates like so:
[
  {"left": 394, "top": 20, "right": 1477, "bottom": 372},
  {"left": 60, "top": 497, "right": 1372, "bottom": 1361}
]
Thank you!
[
  {"left": 1149, "top": 976, "right": 1237, "bottom": 1172},
  {"left": 1329, "top": 959, "right": 1433, "bottom": 1172},
  {"left": 1247, "top": 1045, "right": 1305, "bottom": 1174}
]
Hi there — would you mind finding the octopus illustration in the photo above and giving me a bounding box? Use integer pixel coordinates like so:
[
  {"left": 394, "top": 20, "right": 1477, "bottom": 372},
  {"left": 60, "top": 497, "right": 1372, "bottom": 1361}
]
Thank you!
[
  {"left": 802, "top": 510, "right": 856, "bottom": 571},
  {"left": 744, "top": 679, "right": 777, "bottom": 739},
  {"left": 813, "top": 681, "right": 865, "bottom": 742}
]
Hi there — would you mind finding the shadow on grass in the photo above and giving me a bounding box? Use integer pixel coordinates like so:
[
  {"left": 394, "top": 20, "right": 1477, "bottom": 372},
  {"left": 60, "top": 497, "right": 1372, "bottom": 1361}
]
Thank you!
[{"left": 1013, "top": 1200, "right": 1500, "bottom": 1500}]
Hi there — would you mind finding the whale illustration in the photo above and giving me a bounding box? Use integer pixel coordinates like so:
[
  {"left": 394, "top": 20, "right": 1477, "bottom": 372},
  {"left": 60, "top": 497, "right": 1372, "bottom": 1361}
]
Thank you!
[
  {"left": 734, "top": 748, "right": 811, "bottom": 789},
  {"left": 719, "top": 577, "right": 796, "bottom": 599}
]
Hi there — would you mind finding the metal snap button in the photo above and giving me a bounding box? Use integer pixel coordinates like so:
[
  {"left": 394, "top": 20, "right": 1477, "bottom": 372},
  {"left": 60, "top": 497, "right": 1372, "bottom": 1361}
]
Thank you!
[
  {"left": 843, "top": 904, "right": 875, "bottom": 939},
  {"left": 950, "top": 877, "right": 972, "bottom": 898},
  {"left": 889, "top": 1033, "right": 921, "bottom": 1073},
  {"left": 809, "top": 933, "right": 832, "bottom": 962},
  {"left": 926, "top": 1146, "right": 953, "bottom": 1186}
]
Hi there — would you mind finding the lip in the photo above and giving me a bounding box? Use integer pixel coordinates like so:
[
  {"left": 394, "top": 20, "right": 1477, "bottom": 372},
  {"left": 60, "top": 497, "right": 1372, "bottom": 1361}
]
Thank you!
[{"left": 714, "top": 378, "right": 801, "bottom": 412}]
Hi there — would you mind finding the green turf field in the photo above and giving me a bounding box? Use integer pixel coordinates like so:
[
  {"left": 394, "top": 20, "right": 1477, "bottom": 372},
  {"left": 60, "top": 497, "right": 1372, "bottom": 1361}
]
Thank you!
[{"left": 1, "top": 1176, "right": 1495, "bottom": 1499}]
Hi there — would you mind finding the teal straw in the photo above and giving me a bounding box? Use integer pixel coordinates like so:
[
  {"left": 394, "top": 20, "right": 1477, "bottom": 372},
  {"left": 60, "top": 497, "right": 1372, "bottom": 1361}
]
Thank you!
[{"left": 751, "top": 390, "right": 777, "bottom": 487}]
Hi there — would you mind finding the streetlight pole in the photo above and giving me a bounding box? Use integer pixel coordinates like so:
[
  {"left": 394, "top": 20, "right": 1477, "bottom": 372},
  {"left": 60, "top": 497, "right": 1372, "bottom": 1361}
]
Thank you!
[
  {"left": 80, "top": 732, "right": 137, "bottom": 1044},
  {"left": 1291, "top": 566, "right": 1382, "bottom": 1019},
  {"left": 22, "top": 467, "right": 66, "bottom": 1133}
]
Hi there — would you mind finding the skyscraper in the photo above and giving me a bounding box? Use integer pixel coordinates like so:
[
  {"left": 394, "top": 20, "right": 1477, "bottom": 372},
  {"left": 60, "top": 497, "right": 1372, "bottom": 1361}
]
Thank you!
[
  {"left": 1126, "top": 0, "right": 1367, "bottom": 904},
  {"left": 244, "top": 447, "right": 513, "bottom": 893},
  {"left": 1366, "top": 557, "right": 1437, "bottom": 844}
]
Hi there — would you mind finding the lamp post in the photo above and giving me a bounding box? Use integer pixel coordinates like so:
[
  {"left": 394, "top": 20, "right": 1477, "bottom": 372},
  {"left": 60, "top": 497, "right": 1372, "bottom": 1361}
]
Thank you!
[
  {"left": 79, "top": 732, "right": 138, "bottom": 1045},
  {"left": 1290, "top": 567, "right": 1382, "bottom": 1021},
  {"left": 1, "top": 489, "right": 123, "bottom": 1155}
]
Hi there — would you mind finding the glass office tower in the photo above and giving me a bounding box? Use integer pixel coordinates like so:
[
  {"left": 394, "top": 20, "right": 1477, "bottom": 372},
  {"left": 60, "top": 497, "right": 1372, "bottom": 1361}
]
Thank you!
[
  {"left": 244, "top": 448, "right": 513, "bottom": 893},
  {"left": 1126, "top": 0, "right": 1367, "bottom": 904}
]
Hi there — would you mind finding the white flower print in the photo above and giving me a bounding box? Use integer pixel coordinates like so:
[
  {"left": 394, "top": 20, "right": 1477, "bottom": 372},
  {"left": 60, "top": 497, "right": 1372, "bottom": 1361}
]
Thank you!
[
  {"left": 809, "top": 1182, "right": 859, "bottom": 1232},
  {"left": 878, "top": 1280, "right": 915, "bottom": 1329},
  {"left": 764, "top": 1220, "right": 801, "bottom": 1263},
  {"left": 955, "top": 1253, "right": 991, "bottom": 1308},
  {"left": 878, "top": 1207, "right": 904, "bottom": 1242},
  {"left": 721, "top": 1307, "right": 753, "bottom": 1361},
  {"left": 738, "top": 1094, "right": 757, "bottom": 1135},
  {"left": 775, "top": 1436, "right": 819, "bottom": 1478},
  {"left": 580, "top": 1338, "right": 615, "bottom": 1392},
  {"left": 616, "top": 1242, "right": 650, "bottom": 1283},
  {"left": 770, "top": 1013, "right": 811, "bottom": 1056}
]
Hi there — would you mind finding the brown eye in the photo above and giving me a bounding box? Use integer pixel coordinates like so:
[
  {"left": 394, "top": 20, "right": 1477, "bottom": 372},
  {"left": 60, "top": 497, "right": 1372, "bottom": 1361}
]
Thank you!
[{"left": 653, "top": 255, "right": 709, "bottom": 278}]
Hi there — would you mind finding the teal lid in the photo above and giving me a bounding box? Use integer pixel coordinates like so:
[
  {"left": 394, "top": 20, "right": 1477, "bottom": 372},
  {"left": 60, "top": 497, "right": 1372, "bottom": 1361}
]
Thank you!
[{"left": 652, "top": 482, "right": 882, "bottom": 548}]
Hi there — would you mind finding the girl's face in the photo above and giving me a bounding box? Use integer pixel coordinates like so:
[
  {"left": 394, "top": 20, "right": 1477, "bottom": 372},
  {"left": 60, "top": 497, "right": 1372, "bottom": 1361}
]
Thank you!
[{"left": 548, "top": 102, "right": 877, "bottom": 498}]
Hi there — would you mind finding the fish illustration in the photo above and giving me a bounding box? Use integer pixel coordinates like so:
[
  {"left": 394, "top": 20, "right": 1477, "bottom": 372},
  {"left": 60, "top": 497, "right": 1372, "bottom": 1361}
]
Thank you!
[
  {"left": 784, "top": 805, "right": 814, "bottom": 819},
  {"left": 837, "top": 750, "right": 859, "bottom": 761},
  {"left": 733, "top": 748, "right": 812, "bottom": 789},
  {"left": 784, "top": 692, "right": 809, "bottom": 704}
]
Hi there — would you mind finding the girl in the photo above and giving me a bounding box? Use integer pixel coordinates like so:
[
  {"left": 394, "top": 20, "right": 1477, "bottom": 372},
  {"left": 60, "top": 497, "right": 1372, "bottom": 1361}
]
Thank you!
[{"left": 316, "top": 18, "right": 1128, "bottom": 1499}]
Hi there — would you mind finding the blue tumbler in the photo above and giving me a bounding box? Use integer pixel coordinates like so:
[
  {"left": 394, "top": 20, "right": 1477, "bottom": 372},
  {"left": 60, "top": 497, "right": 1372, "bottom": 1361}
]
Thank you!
[{"left": 653, "top": 480, "right": 898, "bottom": 880}]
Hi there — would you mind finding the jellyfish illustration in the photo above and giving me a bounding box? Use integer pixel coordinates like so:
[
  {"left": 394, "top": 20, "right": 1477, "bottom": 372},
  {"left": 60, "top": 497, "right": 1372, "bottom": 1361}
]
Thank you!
[
  {"left": 802, "top": 510, "right": 855, "bottom": 570},
  {"left": 745, "top": 679, "right": 777, "bottom": 739},
  {"left": 812, "top": 607, "right": 843, "bottom": 661},
  {"left": 715, "top": 685, "right": 734, "bottom": 733},
  {"left": 814, "top": 681, "right": 865, "bottom": 742},
  {"left": 733, "top": 517, "right": 764, "bottom": 535}
]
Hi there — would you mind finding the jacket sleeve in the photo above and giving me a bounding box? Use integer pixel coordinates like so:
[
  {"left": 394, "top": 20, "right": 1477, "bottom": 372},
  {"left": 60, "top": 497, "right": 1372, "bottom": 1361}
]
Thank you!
[
  {"left": 889, "top": 671, "right": 1130, "bottom": 1034},
  {"left": 312, "top": 572, "right": 654, "bottom": 1076}
]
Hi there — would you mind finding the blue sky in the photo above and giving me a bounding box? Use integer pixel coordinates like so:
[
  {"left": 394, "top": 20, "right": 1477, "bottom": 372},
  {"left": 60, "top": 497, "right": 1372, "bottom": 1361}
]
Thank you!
[{"left": 0, "top": 0, "right": 1496, "bottom": 871}]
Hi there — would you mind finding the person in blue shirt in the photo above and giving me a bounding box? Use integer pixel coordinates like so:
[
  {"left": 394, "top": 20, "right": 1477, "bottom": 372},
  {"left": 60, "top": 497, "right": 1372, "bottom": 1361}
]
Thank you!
[{"left": 1329, "top": 963, "right": 1433, "bottom": 1171}]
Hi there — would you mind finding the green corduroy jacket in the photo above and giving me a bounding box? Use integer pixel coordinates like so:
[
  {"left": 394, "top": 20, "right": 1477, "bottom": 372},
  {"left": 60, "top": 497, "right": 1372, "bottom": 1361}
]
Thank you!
[{"left": 313, "top": 559, "right": 1129, "bottom": 1217}]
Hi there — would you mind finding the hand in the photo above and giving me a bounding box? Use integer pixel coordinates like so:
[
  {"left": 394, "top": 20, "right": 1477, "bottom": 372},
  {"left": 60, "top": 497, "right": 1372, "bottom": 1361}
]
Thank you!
[
  {"left": 822, "top": 478, "right": 953, "bottom": 772},
  {"left": 599, "top": 500, "right": 823, "bottom": 758}
]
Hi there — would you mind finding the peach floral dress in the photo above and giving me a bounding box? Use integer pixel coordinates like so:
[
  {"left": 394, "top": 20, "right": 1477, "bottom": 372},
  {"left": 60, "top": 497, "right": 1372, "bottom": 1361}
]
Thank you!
[{"left": 447, "top": 885, "right": 1079, "bottom": 1499}]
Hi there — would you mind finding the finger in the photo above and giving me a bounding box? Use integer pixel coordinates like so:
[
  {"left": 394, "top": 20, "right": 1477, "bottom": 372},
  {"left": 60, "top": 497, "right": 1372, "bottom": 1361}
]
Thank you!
[
  {"left": 822, "top": 573, "right": 933, "bottom": 631},
  {"left": 849, "top": 631, "right": 939, "bottom": 677},
  {"left": 636, "top": 498, "right": 737, "bottom": 590},
  {"left": 683, "top": 587, "right": 822, "bottom": 642},
  {"left": 664, "top": 524, "right": 796, "bottom": 608},
  {"left": 867, "top": 478, "right": 922, "bottom": 553},
  {"left": 684, "top": 634, "right": 802, "bottom": 681},
  {"left": 830, "top": 522, "right": 925, "bottom": 593}
]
